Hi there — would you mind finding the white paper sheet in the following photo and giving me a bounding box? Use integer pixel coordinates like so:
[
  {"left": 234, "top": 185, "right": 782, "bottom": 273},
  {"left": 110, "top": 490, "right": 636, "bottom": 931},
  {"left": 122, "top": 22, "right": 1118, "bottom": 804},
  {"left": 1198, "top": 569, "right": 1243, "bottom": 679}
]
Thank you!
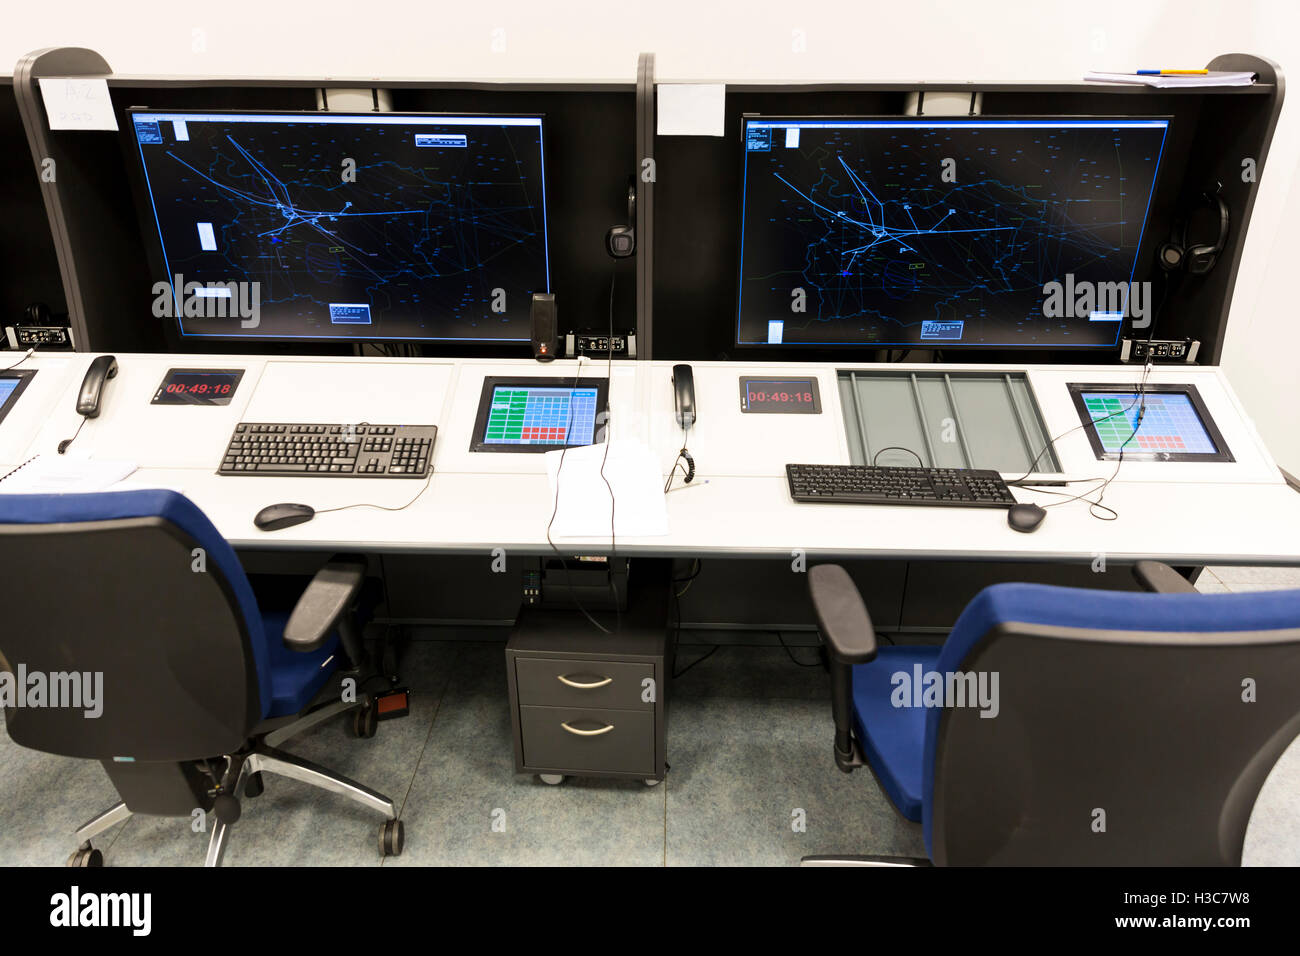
[
  {"left": 38, "top": 78, "right": 119, "bottom": 131},
  {"left": 656, "top": 84, "right": 726, "bottom": 136},
  {"left": 0, "top": 455, "right": 137, "bottom": 494},
  {"left": 544, "top": 440, "right": 669, "bottom": 537}
]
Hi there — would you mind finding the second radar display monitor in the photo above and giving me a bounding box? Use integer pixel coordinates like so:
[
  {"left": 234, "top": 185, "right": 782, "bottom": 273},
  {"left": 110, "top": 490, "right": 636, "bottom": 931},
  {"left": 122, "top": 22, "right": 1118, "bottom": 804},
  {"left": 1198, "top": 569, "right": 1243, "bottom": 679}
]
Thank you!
[
  {"left": 737, "top": 117, "right": 1169, "bottom": 350},
  {"left": 130, "top": 110, "right": 550, "bottom": 343}
]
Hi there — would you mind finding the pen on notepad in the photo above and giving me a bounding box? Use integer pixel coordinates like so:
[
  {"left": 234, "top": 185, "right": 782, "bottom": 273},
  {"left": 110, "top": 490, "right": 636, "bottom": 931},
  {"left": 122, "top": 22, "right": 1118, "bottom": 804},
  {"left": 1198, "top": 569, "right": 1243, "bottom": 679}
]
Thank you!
[{"left": 1136, "top": 69, "right": 1209, "bottom": 75}]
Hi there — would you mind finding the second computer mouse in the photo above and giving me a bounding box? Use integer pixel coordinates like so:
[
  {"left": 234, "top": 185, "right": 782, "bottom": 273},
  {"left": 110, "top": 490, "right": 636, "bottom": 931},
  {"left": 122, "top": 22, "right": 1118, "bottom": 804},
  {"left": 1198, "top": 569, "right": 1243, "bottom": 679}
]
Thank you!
[
  {"left": 1007, "top": 502, "right": 1047, "bottom": 534},
  {"left": 254, "top": 502, "right": 316, "bottom": 532}
]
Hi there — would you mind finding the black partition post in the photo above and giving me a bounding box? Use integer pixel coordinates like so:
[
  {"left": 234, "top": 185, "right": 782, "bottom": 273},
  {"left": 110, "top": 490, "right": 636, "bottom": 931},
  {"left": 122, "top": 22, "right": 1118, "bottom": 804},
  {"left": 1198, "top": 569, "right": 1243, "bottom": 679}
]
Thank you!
[
  {"left": 636, "top": 52, "right": 655, "bottom": 360},
  {"left": 13, "top": 47, "right": 125, "bottom": 353}
]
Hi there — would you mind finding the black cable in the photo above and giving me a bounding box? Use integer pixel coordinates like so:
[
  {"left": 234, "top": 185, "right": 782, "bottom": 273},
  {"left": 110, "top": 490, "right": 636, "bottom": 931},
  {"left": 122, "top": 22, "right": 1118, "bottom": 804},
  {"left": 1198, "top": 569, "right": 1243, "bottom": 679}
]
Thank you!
[
  {"left": 673, "top": 644, "right": 720, "bottom": 679},
  {"left": 544, "top": 355, "right": 612, "bottom": 636},
  {"left": 597, "top": 272, "right": 619, "bottom": 633},
  {"left": 57, "top": 416, "right": 87, "bottom": 455},
  {"left": 872, "top": 445, "right": 925, "bottom": 467},
  {"left": 775, "top": 631, "right": 823, "bottom": 667},
  {"left": 313, "top": 469, "right": 435, "bottom": 516}
]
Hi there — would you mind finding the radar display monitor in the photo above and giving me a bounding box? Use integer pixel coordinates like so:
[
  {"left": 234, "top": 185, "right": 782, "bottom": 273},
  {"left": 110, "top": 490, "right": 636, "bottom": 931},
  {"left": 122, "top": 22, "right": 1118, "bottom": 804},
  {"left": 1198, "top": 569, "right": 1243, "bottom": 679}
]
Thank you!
[
  {"left": 0, "top": 371, "right": 36, "bottom": 426},
  {"left": 1068, "top": 383, "right": 1233, "bottom": 462},
  {"left": 738, "top": 117, "right": 1169, "bottom": 349},
  {"left": 471, "top": 377, "right": 609, "bottom": 453},
  {"left": 130, "top": 110, "right": 550, "bottom": 343}
]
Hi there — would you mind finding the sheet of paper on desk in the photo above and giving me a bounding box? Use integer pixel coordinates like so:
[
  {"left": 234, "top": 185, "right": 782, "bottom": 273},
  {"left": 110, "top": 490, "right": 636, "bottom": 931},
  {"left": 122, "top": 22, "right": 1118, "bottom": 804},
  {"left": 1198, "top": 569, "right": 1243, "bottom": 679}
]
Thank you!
[
  {"left": 0, "top": 455, "right": 137, "bottom": 494},
  {"left": 544, "top": 440, "right": 669, "bottom": 537}
]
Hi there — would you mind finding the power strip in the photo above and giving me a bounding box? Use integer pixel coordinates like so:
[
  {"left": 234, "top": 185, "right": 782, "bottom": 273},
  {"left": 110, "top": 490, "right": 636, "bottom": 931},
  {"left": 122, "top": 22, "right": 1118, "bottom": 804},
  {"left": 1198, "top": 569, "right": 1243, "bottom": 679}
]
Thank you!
[
  {"left": 5, "top": 325, "right": 75, "bottom": 349},
  {"left": 1120, "top": 337, "right": 1199, "bottom": 363}
]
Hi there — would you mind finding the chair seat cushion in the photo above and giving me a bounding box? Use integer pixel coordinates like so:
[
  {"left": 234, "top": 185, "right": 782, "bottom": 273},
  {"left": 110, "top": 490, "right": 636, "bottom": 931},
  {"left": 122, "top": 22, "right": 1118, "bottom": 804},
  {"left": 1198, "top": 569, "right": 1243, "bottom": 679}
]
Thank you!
[
  {"left": 852, "top": 645, "right": 943, "bottom": 821},
  {"left": 259, "top": 611, "right": 342, "bottom": 718}
]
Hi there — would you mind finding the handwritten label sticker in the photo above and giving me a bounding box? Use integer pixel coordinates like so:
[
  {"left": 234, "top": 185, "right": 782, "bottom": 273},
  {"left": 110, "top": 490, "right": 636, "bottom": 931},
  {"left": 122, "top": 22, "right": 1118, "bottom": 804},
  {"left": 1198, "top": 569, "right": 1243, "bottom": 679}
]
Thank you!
[{"left": 38, "top": 78, "right": 118, "bottom": 131}]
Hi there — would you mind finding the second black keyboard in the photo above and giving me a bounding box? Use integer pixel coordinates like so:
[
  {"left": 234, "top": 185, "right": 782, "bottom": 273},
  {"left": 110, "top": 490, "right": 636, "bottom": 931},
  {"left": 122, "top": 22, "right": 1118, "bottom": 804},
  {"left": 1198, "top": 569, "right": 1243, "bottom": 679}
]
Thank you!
[
  {"left": 786, "top": 463, "right": 1016, "bottom": 507},
  {"left": 219, "top": 423, "right": 437, "bottom": 477}
]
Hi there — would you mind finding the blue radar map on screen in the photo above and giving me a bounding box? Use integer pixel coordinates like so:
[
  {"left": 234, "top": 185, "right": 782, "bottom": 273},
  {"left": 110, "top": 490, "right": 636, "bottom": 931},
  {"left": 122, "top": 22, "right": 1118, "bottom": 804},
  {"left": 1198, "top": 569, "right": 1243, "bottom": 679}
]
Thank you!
[
  {"left": 131, "top": 110, "right": 550, "bottom": 342},
  {"left": 737, "top": 118, "right": 1168, "bottom": 349}
]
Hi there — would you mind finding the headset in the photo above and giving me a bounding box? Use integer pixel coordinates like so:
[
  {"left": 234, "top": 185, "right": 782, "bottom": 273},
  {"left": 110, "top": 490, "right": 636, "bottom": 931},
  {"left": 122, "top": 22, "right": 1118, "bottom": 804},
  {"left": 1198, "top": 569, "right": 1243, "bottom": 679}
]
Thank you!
[
  {"left": 605, "top": 178, "right": 636, "bottom": 258},
  {"left": 1159, "top": 183, "right": 1229, "bottom": 275}
]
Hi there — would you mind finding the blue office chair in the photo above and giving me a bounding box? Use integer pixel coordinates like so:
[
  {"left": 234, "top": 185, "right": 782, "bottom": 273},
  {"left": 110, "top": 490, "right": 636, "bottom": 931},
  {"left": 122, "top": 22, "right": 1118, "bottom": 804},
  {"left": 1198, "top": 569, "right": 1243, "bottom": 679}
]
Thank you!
[
  {"left": 0, "top": 489, "right": 405, "bottom": 866},
  {"left": 803, "top": 561, "right": 1300, "bottom": 866}
]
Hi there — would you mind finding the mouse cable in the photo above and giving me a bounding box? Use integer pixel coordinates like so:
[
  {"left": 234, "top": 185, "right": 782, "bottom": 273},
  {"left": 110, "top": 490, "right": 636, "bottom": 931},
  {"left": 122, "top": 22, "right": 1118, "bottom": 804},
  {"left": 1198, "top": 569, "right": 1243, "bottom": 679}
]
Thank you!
[
  {"left": 313, "top": 468, "right": 435, "bottom": 516},
  {"left": 872, "top": 446, "right": 925, "bottom": 467},
  {"left": 1007, "top": 358, "right": 1155, "bottom": 521},
  {"left": 545, "top": 353, "right": 613, "bottom": 636}
]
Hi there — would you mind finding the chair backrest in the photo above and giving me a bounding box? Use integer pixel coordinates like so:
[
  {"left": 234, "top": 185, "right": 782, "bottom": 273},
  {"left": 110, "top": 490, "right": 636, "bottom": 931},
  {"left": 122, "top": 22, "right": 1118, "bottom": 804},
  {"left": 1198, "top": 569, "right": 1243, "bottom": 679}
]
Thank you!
[
  {"left": 923, "top": 582, "right": 1300, "bottom": 866},
  {"left": 0, "top": 490, "right": 271, "bottom": 763}
]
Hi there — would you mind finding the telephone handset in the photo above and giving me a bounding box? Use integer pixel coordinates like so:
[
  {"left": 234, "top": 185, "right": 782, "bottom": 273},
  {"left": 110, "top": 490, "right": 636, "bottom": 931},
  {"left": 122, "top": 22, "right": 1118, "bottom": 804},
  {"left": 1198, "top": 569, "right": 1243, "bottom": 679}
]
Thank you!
[
  {"left": 672, "top": 364, "right": 696, "bottom": 428},
  {"left": 59, "top": 355, "right": 117, "bottom": 454},
  {"left": 76, "top": 355, "right": 118, "bottom": 418},
  {"left": 666, "top": 364, "right": 696, "bottom": 489}
]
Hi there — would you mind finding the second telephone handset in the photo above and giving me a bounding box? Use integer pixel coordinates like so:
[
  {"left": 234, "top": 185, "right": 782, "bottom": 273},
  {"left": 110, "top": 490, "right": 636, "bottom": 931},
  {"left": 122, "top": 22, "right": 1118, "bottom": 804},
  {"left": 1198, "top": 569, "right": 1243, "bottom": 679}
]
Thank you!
[
  {"left": 60, "top": 355, "right": 117, "bottom": 454},
  {"left": 667, "top": 364, "right": 696, "bottom": 488},
  {"left": 672, "top": 364, "right": 696, "bottom": 428}
]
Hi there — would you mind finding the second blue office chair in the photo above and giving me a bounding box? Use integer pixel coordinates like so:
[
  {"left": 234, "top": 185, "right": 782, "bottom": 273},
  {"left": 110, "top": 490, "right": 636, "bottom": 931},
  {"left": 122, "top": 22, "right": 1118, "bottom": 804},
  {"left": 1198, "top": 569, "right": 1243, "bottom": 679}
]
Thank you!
[
  {"left": 0, "top": 489, "right": 404, "bottom": 866},
  {"left": 804, "top": 562, "right": 1300, "bottom": 865}
]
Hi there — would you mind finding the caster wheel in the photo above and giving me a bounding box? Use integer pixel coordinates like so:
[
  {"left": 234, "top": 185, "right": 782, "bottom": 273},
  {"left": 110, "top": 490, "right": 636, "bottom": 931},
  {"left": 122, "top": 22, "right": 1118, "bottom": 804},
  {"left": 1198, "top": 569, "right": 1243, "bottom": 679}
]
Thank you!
[
  {"left": 213, "top": 793, "right": 242, "bottom": 825},
  {"left": 643, "top": 778, "right": 661, "bottom": 787},
  {"left": 538, "top": 774, "right": 565, "bottom": 786},
  {"left": 352, "top": 701, "right": 378, "bottom": 739},
  {"left": 244, "top": 772, "right": 264, "bottom": 799},
  {"left": 379, "top": 819, "right": 404, "bottom": 857},
  {"left": 67, "top": 844, "right": 103, "bottom": 867}
]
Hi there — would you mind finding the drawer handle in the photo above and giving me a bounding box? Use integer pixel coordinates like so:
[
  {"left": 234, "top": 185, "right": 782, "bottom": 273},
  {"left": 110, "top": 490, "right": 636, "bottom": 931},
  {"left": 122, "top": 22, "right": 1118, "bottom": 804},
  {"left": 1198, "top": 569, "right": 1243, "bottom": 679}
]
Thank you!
[
  {"left": 557, "top": 674, "right": 613, "bottom": 690},
  {"left": 561, "top": 720, "right": 614, "bottom": 737}
]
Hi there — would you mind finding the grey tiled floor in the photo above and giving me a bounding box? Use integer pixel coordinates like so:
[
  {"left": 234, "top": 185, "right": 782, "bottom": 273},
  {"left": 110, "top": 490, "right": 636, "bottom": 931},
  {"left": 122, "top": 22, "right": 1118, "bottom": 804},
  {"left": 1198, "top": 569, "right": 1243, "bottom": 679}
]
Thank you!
[{"left": 1, "top": 565, "right": 1297, "bottom": 866}]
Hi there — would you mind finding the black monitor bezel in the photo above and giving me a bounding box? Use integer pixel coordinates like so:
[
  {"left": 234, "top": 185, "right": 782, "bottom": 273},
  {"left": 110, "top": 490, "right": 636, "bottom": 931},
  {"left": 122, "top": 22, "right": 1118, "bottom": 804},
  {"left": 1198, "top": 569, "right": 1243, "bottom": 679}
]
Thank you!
[
  {"left": 1067, "top": 382, "right": 1234, "bottom": 462},
  {"left": 0, "top": 369, "right": 36, "bottom": 426},
  {"left": 734, "top": 113, "right": 1173, "bottom": 353},
  {"left": 470, "top": 375, "right": 610, "bottom": 453},
  {"left": 124, "top": 107, "right": 551, "bottom": 346}
]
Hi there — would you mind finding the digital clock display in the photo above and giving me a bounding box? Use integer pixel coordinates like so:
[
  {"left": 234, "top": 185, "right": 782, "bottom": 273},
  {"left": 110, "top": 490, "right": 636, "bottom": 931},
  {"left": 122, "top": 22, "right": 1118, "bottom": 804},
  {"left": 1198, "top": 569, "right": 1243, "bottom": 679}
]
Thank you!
[
  {"left": 152, "top": 368, "right": 245, "bottom": 406},
  {"left": 739, "top": 377, "right": 821, "bottom": 414}
]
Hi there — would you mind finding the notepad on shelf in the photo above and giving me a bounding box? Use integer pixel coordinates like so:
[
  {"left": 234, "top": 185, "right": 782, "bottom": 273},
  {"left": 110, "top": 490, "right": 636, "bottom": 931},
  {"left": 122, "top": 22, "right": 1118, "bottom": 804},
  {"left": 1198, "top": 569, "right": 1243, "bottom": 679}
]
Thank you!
[
  {"left": 1084, "top": 71, "right": 1256, "bottom": 88},
  {"left": 544, "top": 440, "right": 669, "bottom": 537},
  {"left": 0, "top": 455, "right": 138, "bottom": 494}
]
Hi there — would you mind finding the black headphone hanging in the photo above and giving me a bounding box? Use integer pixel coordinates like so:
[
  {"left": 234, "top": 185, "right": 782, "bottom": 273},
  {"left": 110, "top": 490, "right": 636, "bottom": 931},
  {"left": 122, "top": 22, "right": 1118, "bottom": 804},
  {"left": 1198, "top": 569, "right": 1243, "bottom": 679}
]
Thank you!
[{"left": 1159, "top": 183, "right": 1229, "bottom": 275}]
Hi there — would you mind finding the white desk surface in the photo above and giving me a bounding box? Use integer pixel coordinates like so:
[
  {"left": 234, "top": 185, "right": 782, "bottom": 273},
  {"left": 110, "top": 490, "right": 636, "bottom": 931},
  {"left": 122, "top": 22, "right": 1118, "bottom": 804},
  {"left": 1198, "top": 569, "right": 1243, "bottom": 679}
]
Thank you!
[{"left": 3, "top": 352, "right": 1298, "bottom": 566}]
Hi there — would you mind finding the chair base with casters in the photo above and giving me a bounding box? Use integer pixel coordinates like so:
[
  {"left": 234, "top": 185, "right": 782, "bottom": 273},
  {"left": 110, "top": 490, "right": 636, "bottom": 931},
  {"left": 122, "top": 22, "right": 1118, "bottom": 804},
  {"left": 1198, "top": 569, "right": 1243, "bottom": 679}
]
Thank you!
[
  {"left": 803, "top": 560, "right": 1300, "bottom": 867},
  {"left": 69, "top": 695, "right": 404, "bottom": 868}
]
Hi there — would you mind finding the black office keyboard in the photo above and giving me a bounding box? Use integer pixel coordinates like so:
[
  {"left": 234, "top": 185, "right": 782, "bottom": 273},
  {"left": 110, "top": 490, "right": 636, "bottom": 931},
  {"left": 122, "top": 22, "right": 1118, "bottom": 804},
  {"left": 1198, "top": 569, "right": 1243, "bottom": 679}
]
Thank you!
[
  {"left": 786, "top": 463, "right": 1016, "bottom": 507},
  {"left": 219, "top": 423, "right": 437, "bottom": 477}
]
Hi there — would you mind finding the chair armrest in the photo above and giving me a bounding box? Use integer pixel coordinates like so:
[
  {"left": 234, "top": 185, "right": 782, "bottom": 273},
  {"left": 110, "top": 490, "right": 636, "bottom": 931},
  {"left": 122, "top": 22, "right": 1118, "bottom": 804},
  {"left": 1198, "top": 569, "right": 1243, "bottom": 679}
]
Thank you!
[
  {"left": 808, "top": 564, "right": 878, "bottom": 665},
  {"left": 283, "top": 559, "right": 367, "bottom": 653},
  {"left": 1132, "top": 560, "right": 1197, "bottom": 594}
]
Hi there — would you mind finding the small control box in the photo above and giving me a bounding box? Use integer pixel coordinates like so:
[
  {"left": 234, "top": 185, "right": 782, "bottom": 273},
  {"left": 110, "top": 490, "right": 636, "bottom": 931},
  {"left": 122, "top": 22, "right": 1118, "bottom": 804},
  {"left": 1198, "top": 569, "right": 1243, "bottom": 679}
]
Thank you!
[
  {"left": 5, "top": 325, "right": 75, "bottom": 349},
  {"left": 1120, "top": 337, "right": 1199, "bottom": 363},
  {"left": 565, "top": 330, "right": 636, "bottom": 358}
]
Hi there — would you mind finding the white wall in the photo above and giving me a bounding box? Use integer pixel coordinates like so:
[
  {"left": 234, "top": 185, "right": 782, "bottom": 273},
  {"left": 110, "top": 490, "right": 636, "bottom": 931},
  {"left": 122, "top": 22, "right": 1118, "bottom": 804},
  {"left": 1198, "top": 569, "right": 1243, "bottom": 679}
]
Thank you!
[{"left": 5, "top": 0, "right": 1299, "bottom": 469}]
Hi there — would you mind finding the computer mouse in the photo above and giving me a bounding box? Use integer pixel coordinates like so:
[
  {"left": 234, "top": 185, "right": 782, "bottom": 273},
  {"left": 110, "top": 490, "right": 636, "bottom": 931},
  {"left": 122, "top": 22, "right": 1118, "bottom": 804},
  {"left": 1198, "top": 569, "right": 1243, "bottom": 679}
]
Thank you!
[
  {"left": 1007, "top": 502, "right": 1047, "bottom": 534},
  {"left": 254, "top": 502, "right": 316, "bottom": 532}
]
